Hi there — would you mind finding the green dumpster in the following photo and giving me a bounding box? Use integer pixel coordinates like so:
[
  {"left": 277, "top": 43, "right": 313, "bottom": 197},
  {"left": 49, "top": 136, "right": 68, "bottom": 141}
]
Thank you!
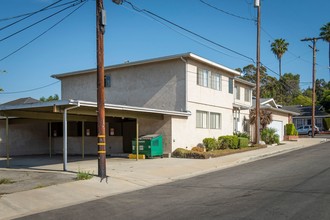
[{"left": 132, "top": 134, "right": 163, "bottom": 158}]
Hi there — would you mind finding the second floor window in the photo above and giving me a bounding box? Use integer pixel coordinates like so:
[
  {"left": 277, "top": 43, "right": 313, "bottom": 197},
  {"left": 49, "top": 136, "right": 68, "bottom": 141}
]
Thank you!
[
  {"left": 197, "top": 68, "right": 222, "bottom": 91},
  {"left": 228, "top": 78, "right": 233, "bottom": 94},
  {"left": 244, "top": 88, "right": 251, "bottom": 102},
  {"left": 197, "top": 69, "right": 209, "bottom": 87},
  {"left": 235, "top": 86, "right": 240, "bottom": 100}
]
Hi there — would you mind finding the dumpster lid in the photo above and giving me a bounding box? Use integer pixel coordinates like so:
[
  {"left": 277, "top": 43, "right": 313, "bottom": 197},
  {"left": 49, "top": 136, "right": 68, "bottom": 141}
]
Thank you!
[{"left": 139, "top": 134, "right": 161, "bottom": 140}]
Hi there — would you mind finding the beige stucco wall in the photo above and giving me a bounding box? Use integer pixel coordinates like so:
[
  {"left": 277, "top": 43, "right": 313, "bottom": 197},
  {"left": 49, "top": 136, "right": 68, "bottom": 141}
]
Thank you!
[
  {"left": 234, "top": 81, "right": 252, "bottom": 107},
  {"left": 0, "top": 119, "right": 49, "bottom": 156},
  {"left": 61, "top": 59, "right": 186, "bottom": 112}
]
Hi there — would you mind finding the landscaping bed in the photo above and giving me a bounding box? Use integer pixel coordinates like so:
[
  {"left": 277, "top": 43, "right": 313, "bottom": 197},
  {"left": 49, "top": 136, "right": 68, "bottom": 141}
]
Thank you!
[{"left": 172, "top": 145, "right": 267, "bottom": 159}]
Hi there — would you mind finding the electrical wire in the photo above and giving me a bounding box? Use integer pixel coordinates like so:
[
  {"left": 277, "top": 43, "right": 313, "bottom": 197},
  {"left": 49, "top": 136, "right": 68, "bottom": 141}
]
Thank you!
[
  {"left": 0, "top": 0, "right": 63, "bottom": 31},
  {"left": 0, "top": 0, "right": 86, "bottom": 43},
  {"left": 0, "top": 0, "right": 87, "bottom": 62},
  {"left": 0, "top": 0, "right": 80, "bottom": 22},
  {"left": 0, "top": 81, "right": 60, "bottom": 94},
  {"left": 199, "top": 0, "right": 256, "bottom": 21},
  {"left": 123, "top": 0, "right": 255, "bottom": 63}
]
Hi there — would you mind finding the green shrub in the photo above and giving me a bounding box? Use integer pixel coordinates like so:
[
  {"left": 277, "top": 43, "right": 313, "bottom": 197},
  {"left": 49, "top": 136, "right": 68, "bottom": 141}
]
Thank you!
[
  {"left": 234, "top": 131, "right": 250, "bottom": 140},
  {"left": 323, "top": 118, "right": 330, "bottom": 131},
  {"left": 218, "top": 135, "right": 239, "bottom": 149},
  {"left": 285, "top": 123, "right": 298, "bottom": 135},
  {"left": 238, "top": 137, "right": 249, "bottom": 148},
  {"left": 203, "top": 137, "right": 221, "bottom": 151},
  {"left": 172, "top": 148, "right": 207, "bottom": 159},
  {"left": 261, "top": 128, "right": 280, "bottom": 145}
]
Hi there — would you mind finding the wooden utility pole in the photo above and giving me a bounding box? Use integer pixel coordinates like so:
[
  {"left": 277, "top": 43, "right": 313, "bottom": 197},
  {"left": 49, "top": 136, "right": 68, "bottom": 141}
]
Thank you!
[
  {"left": 96, "top": 0, "right": 106, "bottom": 178},
  {"left": 301, "top": 37, "right": 322, "bottom": 138},
  {"left": 255, "top": 0, "right": 261, "bottom": 144}
]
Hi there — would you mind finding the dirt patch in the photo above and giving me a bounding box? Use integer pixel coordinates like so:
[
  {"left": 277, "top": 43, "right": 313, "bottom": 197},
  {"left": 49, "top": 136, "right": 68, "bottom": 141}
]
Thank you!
[{"left": 0, "top": 170, "right": 76, "bottom": 195}]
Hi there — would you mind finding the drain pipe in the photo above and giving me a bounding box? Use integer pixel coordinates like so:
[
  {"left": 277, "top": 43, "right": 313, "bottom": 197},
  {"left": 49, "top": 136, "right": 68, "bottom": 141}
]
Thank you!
[{"left": 63, "top": 104, "right": 80, "bottom": 171}]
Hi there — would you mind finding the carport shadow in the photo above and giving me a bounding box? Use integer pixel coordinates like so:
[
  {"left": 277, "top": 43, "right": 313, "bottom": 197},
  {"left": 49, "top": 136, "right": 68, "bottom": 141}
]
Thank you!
[{"left": 0, "top": 155, "right": 97, "bottom": 172}]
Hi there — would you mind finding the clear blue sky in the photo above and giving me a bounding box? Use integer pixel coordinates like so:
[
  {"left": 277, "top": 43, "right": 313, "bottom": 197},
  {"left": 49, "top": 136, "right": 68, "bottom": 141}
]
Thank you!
[{"left": 0, "top": 0, "right": 329, "bottom": 104}]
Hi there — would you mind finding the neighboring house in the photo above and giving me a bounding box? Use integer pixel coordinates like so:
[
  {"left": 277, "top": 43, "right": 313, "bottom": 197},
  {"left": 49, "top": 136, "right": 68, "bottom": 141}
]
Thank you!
[
  {"left": 1, "top": 53, "right": 256, "bottom": 157},
  {"left": 250, "top": 98, "right": 300, "bottom": 141},
  {"left": 282, "top": 105, "right": 330, "bottom": 131}
]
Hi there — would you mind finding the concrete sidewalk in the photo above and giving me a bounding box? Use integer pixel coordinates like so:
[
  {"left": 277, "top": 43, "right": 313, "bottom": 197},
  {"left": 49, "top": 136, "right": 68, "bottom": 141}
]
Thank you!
[{"left": 0, "top": 138, "right": 328, "bottom": 220}]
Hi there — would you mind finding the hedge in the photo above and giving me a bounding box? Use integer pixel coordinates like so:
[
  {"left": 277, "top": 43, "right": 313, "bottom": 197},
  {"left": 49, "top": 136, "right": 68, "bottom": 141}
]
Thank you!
[
  {"left": 323, "top": 118, "right": 330, "bottom": 131},
  {"left": 238, "top": 137, "right": 249, "bottom": 148},
  {"left": 218, "top": 135, "right": 239, "bottom": 149},
  {"left": 172, "top": 148, "right": 208, "bottom": 159},
  {"left": 285, "top": 123, "right": 298, "bottom": 136}
]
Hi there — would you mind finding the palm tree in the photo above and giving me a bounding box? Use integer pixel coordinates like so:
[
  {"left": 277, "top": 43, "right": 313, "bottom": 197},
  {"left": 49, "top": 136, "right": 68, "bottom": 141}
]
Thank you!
[
  {"left": 249, "top": 109, "right": 273, "bottom": 129},
  {"left": 271, "top": 38, "right": 289, "bottom": 79},
  {"left": 320, "top": 22, "right": 330, "bottom": 73}
]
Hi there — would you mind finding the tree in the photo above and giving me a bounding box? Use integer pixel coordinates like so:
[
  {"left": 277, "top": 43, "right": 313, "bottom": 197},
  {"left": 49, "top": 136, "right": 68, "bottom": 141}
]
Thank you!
[
  {"left": 271, "top": 38, "right": 289, "bottom": 79},
  {"left": 320, "top": 22, "right": 330, "bottom": 72},
  {"left": 40, "top": 94, "right": 59, "bottom": 102},
  {"left": 320, "top": 89, "right": 330, "bottom": 113},
  {"left": 291, "top": 94, "right": 312, "bottom": 106},
  {"left": 249, "top": 109, "right": 273, "bottom": 129}
]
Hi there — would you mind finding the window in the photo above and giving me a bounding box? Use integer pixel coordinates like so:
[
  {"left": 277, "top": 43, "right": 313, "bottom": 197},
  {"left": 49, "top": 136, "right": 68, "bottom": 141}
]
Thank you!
[
  {"left": 196, "top": 111, "right": 208, "bottom": 128},
  {"left": 104, "top": 75, "right": 111, "bottom": 87},
  {"left": 210, "top": 112, "right": 221, "bottom": 129},
  {"left": 235, "top": 86, "right": 240, "bottom": 100},
  {"left": 228, "top": 78, "right": 233, "bottom": 94},
  {"left": 211, "top": 73, "right": 221, "bottom": 90},
  {"left": 197, "top": 69, "right": 209, "bottom": 87},
  {"left": 244, "top": 88, "right": 251, "bottom": 102}
]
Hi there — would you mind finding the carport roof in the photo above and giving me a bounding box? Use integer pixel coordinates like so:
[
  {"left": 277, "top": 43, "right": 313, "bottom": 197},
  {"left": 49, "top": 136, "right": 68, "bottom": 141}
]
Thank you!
[{"left": 0, "top": 99, "right": 191, "bottom": 121}]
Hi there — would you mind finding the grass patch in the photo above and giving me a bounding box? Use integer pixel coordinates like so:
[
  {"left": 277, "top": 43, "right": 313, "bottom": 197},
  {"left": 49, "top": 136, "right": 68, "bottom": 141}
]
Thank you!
[
  {"left": 0, "top": 178, "right": 15, "bottom": 184},
  {"left": 173, "top": 145, "right": 267, "bottom": 159},
  {"left": 33, "top": 185, "right": 46, "bottom": 189},
  {"left": 76, "top": 170, "right": 93, "bottom": 180}
]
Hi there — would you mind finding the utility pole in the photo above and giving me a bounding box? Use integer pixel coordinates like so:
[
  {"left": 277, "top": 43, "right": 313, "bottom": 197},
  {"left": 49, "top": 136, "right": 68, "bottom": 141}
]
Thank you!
[
  {"left": 301, "top": 37, "right": 322, "bottom": 138},
  {"left": 96, "top": 0, "right": 106, "bottom": 179},
  {"left": 254, "top": 0, "right": 261, "bottom": 144}
]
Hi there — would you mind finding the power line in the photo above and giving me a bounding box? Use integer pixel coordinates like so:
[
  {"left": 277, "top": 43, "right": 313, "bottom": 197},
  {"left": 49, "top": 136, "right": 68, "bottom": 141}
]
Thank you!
[
  {"left": 0, "top": 0, "right": 85, "bottom": 43},
  {"left": 199, "top": 0, "right": 255, "bottom": 21},
  {"left": 0, "top": 0, "right": 79, "bottom": 22},
  {"left": 0, "top": 0, "right": 63, "bottom": 31},
  {"left": 0, "top": 81, "right": 60, "bottom": 94},
  {"left": 0, "top": 0, "right": 87, "bottom": 62},
  {"left": 123, "top": 0, "right": 255, "bottom": 63}
]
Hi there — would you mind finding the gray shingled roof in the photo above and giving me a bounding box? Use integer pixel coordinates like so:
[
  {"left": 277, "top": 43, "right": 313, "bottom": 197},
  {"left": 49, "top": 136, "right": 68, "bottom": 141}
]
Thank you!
[
  {"left": 282, "top": 105, "right": 330, "bottom": 117},
  {"left": 1, "top": 97, "right": 40, "bottom": 106}
]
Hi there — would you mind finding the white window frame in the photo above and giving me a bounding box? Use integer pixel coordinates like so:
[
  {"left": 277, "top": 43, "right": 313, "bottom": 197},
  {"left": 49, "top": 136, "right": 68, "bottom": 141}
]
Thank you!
[
  {"left": 244, "top": 88, "right": 251, "bottom": 102},
  {"left": 210, "top": 112, "right": 221, "bottom": 129},
  {"left": 228, "top": 78, "right": 233, "bottom": 94},
  {"left": 211, "top": 73, "right": 221, "bottom": 91},
  {"left": 235, "top": 86, "right": 240, "bottom": 100},
  {"left": 196, "top": 110, "right": 209, "bottom": 128},
  {"left": 197, "top": 69, "right": 209, "bottom": 87}
]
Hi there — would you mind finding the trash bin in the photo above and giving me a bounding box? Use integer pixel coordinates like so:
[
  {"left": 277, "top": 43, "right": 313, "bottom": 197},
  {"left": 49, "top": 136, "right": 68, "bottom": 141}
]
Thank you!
[{"left": 132, "top": 134, "right": 163, "bottom": 158}]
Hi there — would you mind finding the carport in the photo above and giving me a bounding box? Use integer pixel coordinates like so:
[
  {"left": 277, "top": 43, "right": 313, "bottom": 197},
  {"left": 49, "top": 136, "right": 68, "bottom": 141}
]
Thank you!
[{"left": 0, "top": 99, "right": 190, "bottom": 170}]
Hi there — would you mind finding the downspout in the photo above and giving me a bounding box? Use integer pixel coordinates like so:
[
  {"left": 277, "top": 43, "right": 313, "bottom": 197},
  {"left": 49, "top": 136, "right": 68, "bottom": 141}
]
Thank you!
[{"left": 63, "top": 104, "right": 80, "bottom": 171}]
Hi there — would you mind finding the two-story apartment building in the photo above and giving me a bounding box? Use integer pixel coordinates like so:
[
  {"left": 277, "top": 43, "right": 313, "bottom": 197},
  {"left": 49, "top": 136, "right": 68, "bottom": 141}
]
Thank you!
[
  {"left": 53, "top": 53, "right": 254, "bottom": 151},
  {"left": 1, "top": 53, "right": 255, "bottom": 157}
]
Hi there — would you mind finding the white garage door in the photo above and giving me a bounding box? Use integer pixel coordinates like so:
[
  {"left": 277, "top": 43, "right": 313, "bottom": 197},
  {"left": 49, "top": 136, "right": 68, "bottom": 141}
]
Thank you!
[{"left": 269, "top": 120, "right": 284, "bottom": 141}]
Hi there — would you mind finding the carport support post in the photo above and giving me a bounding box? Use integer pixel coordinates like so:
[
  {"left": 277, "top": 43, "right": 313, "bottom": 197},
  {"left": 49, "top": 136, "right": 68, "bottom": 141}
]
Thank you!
[
  {"left": 49, "top": 122, "right": 52, "bottom": 158},
  {"left": 63, "top": 105, "right": 80, "bottom": 171},
  {"left": 6, "top": 117, "right": 9, "bottom": 168},
  {"left": 136, "top": 118, "right": 139, "bottom": 161},
  {"left": 82, "top": 121, "right": 85, "bottom": 159}
]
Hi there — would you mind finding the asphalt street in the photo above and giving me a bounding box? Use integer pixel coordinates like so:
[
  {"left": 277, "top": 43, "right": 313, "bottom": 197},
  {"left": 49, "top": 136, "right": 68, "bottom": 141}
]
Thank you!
[{"left": 19, "top": 141, "right": 330, "bottom": 220}]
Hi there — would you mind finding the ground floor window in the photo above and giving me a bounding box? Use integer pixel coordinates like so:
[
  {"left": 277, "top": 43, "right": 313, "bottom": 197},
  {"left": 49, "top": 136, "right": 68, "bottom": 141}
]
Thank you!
[
  {"left": 210, "top": 112, "right": 221, "bottom": 129},
  {"left": 196, "top": 110, "right": 208, "bottom": 128}
]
